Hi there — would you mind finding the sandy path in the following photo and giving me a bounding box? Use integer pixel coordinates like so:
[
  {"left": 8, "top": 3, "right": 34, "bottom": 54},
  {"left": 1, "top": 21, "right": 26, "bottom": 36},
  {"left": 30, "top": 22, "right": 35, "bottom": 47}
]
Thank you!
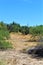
[
  {"left": 0, "top": 33, "right": 43, "bottom": 65},
  {"left": 0, "top": 50, "right": 43, "bottom": 65},
  {"left": 9, "top": 33, "right": 37, "bottom": 50}
]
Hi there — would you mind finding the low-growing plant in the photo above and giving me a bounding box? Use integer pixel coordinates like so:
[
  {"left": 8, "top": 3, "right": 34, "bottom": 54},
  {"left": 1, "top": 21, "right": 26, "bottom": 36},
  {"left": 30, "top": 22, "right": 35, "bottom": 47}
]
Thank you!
[
  {"left": 0, "top": 30, "right": 10, "bottom": 40},
  {"left": 0, "top": 41, "right": 13, "bottom": 50}
]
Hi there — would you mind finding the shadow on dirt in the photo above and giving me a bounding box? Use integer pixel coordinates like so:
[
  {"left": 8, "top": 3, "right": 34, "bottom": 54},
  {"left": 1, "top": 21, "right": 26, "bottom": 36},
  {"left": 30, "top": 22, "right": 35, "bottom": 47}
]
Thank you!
[{"left": 26, "top": 43, "right": 43, "bottom": 59}]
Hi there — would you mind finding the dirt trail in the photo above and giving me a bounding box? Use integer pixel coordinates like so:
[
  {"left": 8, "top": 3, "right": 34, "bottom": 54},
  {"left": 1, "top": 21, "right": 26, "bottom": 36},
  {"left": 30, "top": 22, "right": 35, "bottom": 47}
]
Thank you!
[
  {"left": 0, "top": 50, "right": 43, "bottom": 65},
  {"left": 0, "top": 33, "right": 43, "bottom": 65},
  {"left": 9, "top": 33, "right": 37, "bottom": 50}
]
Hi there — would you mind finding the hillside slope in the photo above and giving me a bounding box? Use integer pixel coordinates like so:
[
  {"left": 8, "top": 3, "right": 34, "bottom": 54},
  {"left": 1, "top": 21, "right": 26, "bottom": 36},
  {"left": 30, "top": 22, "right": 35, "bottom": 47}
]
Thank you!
[{"left": 9, "top": 33, "right": 38, "bottom": 50}]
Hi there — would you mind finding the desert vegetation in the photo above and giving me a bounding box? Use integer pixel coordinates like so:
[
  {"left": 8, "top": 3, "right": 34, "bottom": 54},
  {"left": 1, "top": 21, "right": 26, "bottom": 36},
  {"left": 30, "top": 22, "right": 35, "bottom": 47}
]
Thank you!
[
  {"left": 0, "top": 21, "right": 43, "bottom": 65},
  {"left": 6, "top": 21, "right": 43, "bottom": 36},
  {"left": 0, "top": 21, "right": 43, "bottom": 36},
  {"left": 0, "top": 22, "right": 13, "bottom": 50},
  {"left": 0, "top": 21, "right": 43, "bottom": 50}
]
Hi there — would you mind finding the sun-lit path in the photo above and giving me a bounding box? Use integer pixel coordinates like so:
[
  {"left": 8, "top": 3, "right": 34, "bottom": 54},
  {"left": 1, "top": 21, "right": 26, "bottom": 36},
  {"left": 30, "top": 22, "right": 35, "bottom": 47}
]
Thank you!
[
  {"left": 9, "top": 33, "right": 37, "bottom": 50},
  {"left": 0, "top": 33, "right": 43, "bottom": 65},
  {"left": 0, "top": 50, "right": 43, "bottom": 65}
]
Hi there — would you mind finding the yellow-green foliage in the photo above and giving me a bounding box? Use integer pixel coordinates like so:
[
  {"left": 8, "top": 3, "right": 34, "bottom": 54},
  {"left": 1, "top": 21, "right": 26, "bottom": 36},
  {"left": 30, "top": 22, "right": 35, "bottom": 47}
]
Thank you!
[
  {"left": 0, "top": 22, "right": 13, "bottom": 50},
  {"left": 0, "top": 41, "right": 13, "bottom": 50},
  {"left": 0, "top": 60, "right": 7, "bottom": 65}
]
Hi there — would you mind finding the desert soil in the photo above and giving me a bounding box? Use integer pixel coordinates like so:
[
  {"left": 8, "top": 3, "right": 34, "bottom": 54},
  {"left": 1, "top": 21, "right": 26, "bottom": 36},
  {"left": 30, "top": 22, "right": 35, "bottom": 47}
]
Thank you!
[
  {"left": 0, "top": 50, "right": 43, "bottom": 65},
  {"left": 0, "top": 33, "right": 43, "bottom": 65}
]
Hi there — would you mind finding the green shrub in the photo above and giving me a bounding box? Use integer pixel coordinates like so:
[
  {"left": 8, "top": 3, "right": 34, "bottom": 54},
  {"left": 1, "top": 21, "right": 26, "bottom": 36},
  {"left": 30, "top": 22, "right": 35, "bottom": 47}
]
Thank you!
[
  {"left": 0, "top": 30, "right": 9, "bottom": 40},
  {"left": 29, "top": 25, "right": 43, "bottom": 36},
  {"left": 0, "top": 21, "right": 10, "bottom": 40},
  {"left": 20, "top": 26, "right": 29, "bottom": 35},
  {"left": 0, "top": 41, "right": 13, "bottom": 50},
  {"left": 7, "top": 22, "right": 20, "bottom": 33}
]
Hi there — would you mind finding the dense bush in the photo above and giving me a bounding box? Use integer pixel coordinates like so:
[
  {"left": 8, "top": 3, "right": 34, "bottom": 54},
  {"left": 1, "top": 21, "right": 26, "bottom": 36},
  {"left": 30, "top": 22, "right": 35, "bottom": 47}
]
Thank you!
[
  {"left": 0, "top": 21, "right": 12, "bottom": 50},
  {"left": 0, "top": 41, "right": 13, "bottom": 50},
  {"left": 0, "top": 30, "right": 9, "bottom": 40},
  {"left": 29, "top": 25, "right": 43, "bottom": 36},
  {"left": 6, "top": 21, "right": 43, "bottom": 36},
  {"left": 0, "top": 21, "right": 43, "bottom": 36},
  {"left": 20, "top": 26, "right": 29, "bottom": 35},
  {"left": 7, "top": 22, "right": 29, "bottom": 35},
  {"left": 7, "top": 22, "right": 20, "bottom": 33},
  {"left": 0, "top": 22, "right": 10, "bottom": 39}
]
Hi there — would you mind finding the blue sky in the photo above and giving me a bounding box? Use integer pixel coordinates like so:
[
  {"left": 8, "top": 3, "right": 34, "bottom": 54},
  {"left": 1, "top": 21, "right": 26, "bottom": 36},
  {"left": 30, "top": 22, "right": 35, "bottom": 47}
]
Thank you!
[{"left": 0, "top": 0, "right": 43, "bottom": 26}]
